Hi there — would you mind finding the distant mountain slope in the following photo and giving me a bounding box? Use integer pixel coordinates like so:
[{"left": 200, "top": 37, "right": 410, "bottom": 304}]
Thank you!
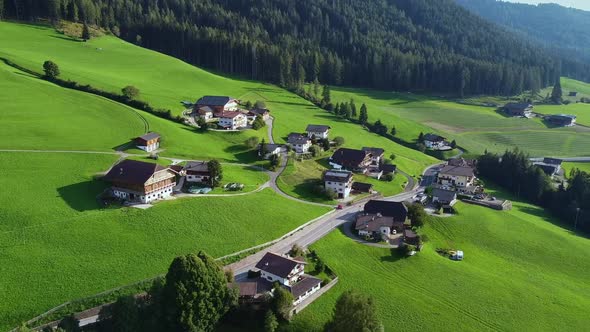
[
  {"left": 456, "top": 0, "right": 590, "bottom": 81},
  {"left": 1, "top": 0, "right": 576, "bottom": 96}
]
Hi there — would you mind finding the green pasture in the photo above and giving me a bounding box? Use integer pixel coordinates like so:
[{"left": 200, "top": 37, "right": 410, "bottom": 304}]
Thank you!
[
  {"left": 289, "top": 197, "right": 590, "bottom": 331},
  {"left": 0, "top": 152, "right": 329, "bottom": 331},
  {"left": 562, "top": 162, "right": 590, "bottom": 175}
]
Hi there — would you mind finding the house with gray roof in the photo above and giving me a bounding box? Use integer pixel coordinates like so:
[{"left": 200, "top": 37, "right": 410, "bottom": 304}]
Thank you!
[
  {"left": 437, "top": 165, "right": 476, "bottom": 188},
  {"left": 432, "top": 188, "right": 458, "bottom": 207},
  {"left": 287, "top": 133, "right": 312, "bottom": 154},
  {"left": 305, "top": 124, "right": 331, "bottom": 139},
  {"left": 503, "top": 103, "right": 533, "bottom": 118},
  {"left": 194, "top": 96, "right": 239, "bottom": 116},
  {"left": 134, "top": 132, "right": 160, "bottom": 152}
]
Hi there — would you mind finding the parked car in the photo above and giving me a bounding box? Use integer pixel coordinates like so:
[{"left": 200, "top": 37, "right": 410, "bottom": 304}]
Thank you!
[
  {"left": 450, "top": 250, "right": 464, "bottom": 261},
  {"left": 224, "top": 183, "right": 245, "bottom": 191},
  {"left": 188, "top": 186, "right": 212, "bottom": 194},
  {"left": 336, "top": 204, "right": 343, "bottom": 210}
]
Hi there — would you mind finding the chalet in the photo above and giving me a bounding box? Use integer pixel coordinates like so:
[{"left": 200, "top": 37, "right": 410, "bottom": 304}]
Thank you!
[
  {"left": 362, "top": 147, "right": 384, "bottom": 166},
  {"left": 184, "top": 161, "right": 211, "bottom": 183},
  {"left": 103, "top": 159, "right": 176, "bottom": 204},
  {"left": 503, "top": 103, "right": 533, "bottom": 118},
  {"left": 260, "top": 143, "right": 282, "bottom": 159},
  {"left": 194, "top": 96, "right": 238, "bottom": 116},
  {"left": 351, "top": 182, "right": 374, "bottom": 194},
  {"left": 248, "top": 108, "right": 270, "bottom": 121},
  {"left": 219, "top": 111, "right": 248, "bottom": 130},
  {"left": 423, "top": 133, "right": 447, "bottom": 150},
  {"left": 255, "top": 252, "right": 321, "bottom": 306},
  {"left": 545, "top": 114, "right": 577, "bottom": 127},
  {"left": 432, "top": 188, "right": 458, "bottom": 207},
  {"left": 196, "top": 106, "right": 214, "bottom": 121},
  {"left": 329, "top": 148, "right": 372, "bottom": 173},
  {"left": 287, "top": 133, "right": 312, "bottom": 154},
  {"left": 533, "top": 157, "right": 563, "bottom": 176},
  {"left": 355, "top": 214, "right": 404, "bottom": 238},
  {"left": 437, "top": 165, "right": 476, "bottom": 188},
  {"left": 363, "top": 200, "right": 408, "bottom": 222},
  {"left": 323, "top": 170, "right": 353, "bottom": 199},
  {"left": 305, "top": 124, "right": 331, "bottom": 139},
  {"left": 134, "top": 132, "right": 160, "bottom": 152}
]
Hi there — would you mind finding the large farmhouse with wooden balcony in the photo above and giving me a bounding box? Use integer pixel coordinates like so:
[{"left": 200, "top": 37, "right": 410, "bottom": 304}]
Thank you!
[
  {"left": 329, "top": 148, "right": 373, "bottom": 173},
  {"left": 134, "top": 132, "right": 160, "bottom": 152},
  {"left": 219, "top": 111, "right": 248, "bottom": 130},
  {"left": 194, "top": 96, "right": 239, "bottom": 116},
  {"left": 103, "top": 160, "right": 176, "bottom": 204}
]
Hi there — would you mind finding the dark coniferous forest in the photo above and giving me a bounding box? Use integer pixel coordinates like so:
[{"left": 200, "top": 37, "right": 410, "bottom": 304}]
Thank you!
[
  {"left": 456, "top": 0, "right": 590, "bottom": 80},
  {"left": 2, "top": 0, "right": 587, "bottom": 96}
]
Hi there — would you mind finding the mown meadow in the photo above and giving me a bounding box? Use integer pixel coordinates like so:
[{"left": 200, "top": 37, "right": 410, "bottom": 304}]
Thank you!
[
  {"left": 288, "top": 193, "right": 590, "bottom": 331},
  {"left": 0, "top": 152, "right": 329, "bottom": 330},
  {"left": 331, "top": 81, "right": 590, "bottom": 157}
]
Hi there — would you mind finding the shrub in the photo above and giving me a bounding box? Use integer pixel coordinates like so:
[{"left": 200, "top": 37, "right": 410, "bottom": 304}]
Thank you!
[
  {"left": 43, "top": 60, "right": 60, "bottom": 79},
  {"left": 416, "top": 143, "right": 426, "bottom": 153},
  {"left": 333, "top": 136, "right": 345, "bottom": 147},
  {"left": 382, "top": 173, "right": 394, "bottom": 182},
  {"left": 122, "top": 85, "right": 140, "bottom": 100},
  {"left": 309, "top": 145, "right": 322, "bottom": 157},
  {"left": 245, "top": 136, "right": 260, "bottom": 148}
]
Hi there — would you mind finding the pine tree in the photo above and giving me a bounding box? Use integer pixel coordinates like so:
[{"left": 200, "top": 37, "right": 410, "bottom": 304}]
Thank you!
[
  {"left": 350, "top": 99, "right": 357, "bottom": 118},
  {"left": 418, "top": 132, "right": 424, "bottom": 141},
  {"left": 359, "top": 103, "right": 368, "bottom": 125},
  {"left": 207, "top": 160, "right": 223, "bottom": 187},
  {"left": 321, "top": 85, "right": 331, "bottom": 104},
  {"left": 390, "top": 126, "right": 397, "bottom": 136},
  {"left": 82, "top": 23, "right": 91, "bottom": 41},
  {"left": 551, "top": 78, "right": 563, "bottom": 104}
]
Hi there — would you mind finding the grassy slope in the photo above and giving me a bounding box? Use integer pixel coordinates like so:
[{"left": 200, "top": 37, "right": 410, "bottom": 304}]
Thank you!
[
  {"left": 289, "top": 195, "right": 590, "bottom": 331},
  {"left": 0, "top": 152, "right": 329, "bottom": 330},
  {"left": 331, "top": 84, "right": 590, "bottom": 157},
  {"left": 562, "top": 162, "right": 590, "bottom": 175},
  {"left": 0, "top": 21, "right": 435, "bottom": 172}
]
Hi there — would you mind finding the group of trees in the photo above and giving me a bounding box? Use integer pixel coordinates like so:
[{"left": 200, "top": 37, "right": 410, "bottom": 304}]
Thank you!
[
  {"left": 478, "top": 149, "right": 590, "bottom": 233},
  {"left": 93, "top": 252, "right": 238, "bottom": 332},
  {"left": 2, "top": 0, "right": 573, "bottom": 96}
]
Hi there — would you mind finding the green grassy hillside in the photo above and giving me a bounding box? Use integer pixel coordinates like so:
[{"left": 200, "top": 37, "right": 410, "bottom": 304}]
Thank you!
[
  {"left": 0, "top": 21, "right": 436, "bottom": 174},
  {"left": 289, "top": 195, "right": 590, "bottom": 331},
  {"left": 331, "top": 84, "right": 590, "bottom": 157},
  {"left": 0, "top": 152, "right": 329, "bottom": 330}
]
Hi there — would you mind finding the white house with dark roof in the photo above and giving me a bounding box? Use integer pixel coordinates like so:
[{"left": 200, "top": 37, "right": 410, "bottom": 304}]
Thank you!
[
  {"left": 323, "top": 170, "right": 353, "bottom": 199},
  {"left": 432, "top": 188, "right": 458, "bottom": 206},
  {"left": 184, "top": 161, "right": 211, "bottom": 183},
  {"left": 362, "top": 147, "right": 384, "bottom": 165},
  {"left": 254, "top": 252, "right": 322, "bottom": 306},
  {"left": 423, "top": 133, "right": 447, "bottom": 150},
  {"left": 134, "top": 132, "right": 160, "bottom": 152},
  {"left": 219, "top": 111, "right": 248, "bottom": 130},
  {"left": 437, "top": 165, "right": 476, "bottom": 188},
  {"left": 287, "top": 133, "right": 312, "bottom": 154},
  {"left": 194, "top": 96, "right": 238, "bottom": 116},
  {"left": 305, "top": 124, "right": 331, "bottom": 139}
]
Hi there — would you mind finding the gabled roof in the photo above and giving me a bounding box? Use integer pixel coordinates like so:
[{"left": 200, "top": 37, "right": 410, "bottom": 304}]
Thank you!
[
  {"left": 255, "top": 252, "right": 302, "bottom": 278},
  {"left": 324, "top": 170, "right": 353, "bottom": 183},
  {"left": 423, "top": 133, "right": 446, "bottom": 142},
  {"left": 432, "top": 188, "right": 457, "bottom": 202},
  {"left": 380, "top": 164, "right": 397, "bottom": 174},
  {"left": 264, "top": 144, "right": 282, "bottom": 152},
  {"left": 103, "top": 160, "right": 168, "bottom": 186},
  {"left": 504, "top": 102, "right": 533, "bottom": 111},
  {"left": 184, "top": 161, "right": 209, "bottom": 172},
  {"left": 249, "top": 108, "right": 270, "bottom": 116},
  {"left": 331, "top": 148, "right": 369, "bottom": 169},
  {"left": 535, "top": 164, "right": 558, "bottom": 175},
  {"left": 352, "top": 182, "right": 373, "bottom": 192},
  {"left": 363, "top": 200, "right": 408, "bottom": 221},
  {"left": 355, "top": 215, "right": 395, "bottom": 232},
  {"left": 198, "top": 106, "right": 213, "bottom": 114},
  {"left": 288, "top": 276, "right": 321, "bottom": 298},
  {"left": 220, "top": 111, "right": 244, "bottom": 119},
  {"left": 542, "top": 157, "right": 563, "bottom": 166},
  {"left": 196, "top": 96, "right": 235, "bottom": 106},
  {"left": 306, "top": 124, "right": 331, "bottom": 133},
  {"left": 447, "top": 158, "right": 476, "bottom": 167},
  {"left": 136, "top": 132, "right": 160, "bottom": 142},
  {"left": 287, "top": 133, "right": 310, "bottom": 145},
  {"left": 439, "top": 165, "right": 475, "bottom": 177},
  {"left": 362, "top": 147, "right": 384, "bottom": 156},
  {"left": 228, "top": 282, "right": 258, "bottom": 297}
]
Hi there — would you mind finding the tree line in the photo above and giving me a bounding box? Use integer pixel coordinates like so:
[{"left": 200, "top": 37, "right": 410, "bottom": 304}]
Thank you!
[
  {"left": 478, "top": 149, "right": 590, "bottom": 234},
  {"left": 1, "top": 0, "right": 575, "bottom": 96}
]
